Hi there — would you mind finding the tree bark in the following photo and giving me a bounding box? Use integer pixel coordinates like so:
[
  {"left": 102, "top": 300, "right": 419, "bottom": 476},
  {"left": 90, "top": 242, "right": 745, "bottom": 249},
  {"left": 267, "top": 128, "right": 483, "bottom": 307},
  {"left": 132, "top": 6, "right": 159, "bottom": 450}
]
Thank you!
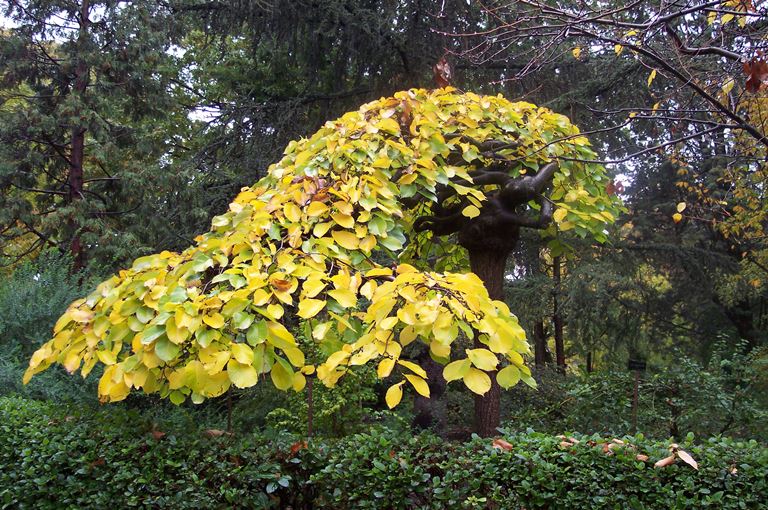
[
  {"left": 552, "top": 255, "right": 565, "bottom": 373},
  {"left": 67, "top": 0, "right": 90, "bottom": 272},
  {"left": 533, "top": 320, "right": 548, "bottom": 369},
  {"left": 468, "top": 248, "right": 508, "bottom": 437}
]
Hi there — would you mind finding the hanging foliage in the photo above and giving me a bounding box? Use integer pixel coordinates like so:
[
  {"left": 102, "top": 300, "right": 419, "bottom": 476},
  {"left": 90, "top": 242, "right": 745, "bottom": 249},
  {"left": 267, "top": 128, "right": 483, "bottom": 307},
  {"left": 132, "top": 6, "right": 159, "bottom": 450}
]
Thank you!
[{"left": 24, "top": 88, "right": 621, "bottom": 406}]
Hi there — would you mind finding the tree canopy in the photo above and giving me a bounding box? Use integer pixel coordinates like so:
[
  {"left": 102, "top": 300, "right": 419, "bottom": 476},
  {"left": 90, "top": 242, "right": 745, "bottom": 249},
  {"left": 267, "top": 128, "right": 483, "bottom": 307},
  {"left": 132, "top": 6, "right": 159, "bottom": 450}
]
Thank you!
[{"left": 24, "top": 88, "right": 620, "bottom": 411}]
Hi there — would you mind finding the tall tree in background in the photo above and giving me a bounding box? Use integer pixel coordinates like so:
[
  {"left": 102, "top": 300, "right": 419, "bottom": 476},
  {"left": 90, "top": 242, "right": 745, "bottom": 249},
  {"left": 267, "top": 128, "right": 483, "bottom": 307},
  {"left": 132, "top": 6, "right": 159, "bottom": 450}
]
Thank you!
[{"left": 0, "top": 1, "right": 182, "bottom": 269}]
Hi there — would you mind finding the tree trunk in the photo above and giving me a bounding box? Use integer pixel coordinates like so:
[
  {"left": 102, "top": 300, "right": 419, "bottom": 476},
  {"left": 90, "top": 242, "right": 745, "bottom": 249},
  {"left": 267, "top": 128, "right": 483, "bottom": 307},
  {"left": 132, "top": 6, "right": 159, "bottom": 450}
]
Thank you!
[
  {"left": 67, "top": 0, "right": 90, "bottom": 272},
  {"left": 552, "top": 255, "right": 565, "bottom": 373},
  {"left": 468, "top": 248, "right": 508, "bottom": 437},
  {"left": 533, "top": 320, "right": 548, "bottom": 369}
]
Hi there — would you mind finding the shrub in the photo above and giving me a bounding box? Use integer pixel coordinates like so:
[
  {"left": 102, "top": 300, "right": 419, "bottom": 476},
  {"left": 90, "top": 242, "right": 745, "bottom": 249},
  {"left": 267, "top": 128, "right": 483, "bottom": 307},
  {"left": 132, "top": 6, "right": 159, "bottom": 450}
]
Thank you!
[{"left": 2, "top": 396, "right": 766, "bottom": 509}]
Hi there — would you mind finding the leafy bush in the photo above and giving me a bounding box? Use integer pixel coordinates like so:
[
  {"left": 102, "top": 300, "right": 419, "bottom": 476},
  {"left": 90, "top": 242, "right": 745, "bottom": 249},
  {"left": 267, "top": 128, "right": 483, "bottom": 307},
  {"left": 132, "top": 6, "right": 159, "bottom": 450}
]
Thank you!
[
  {"left": 501, "top": 346, "right": 768, "bottom": 440},
  {"left": 2, "top": 396, "right": 767, "bottom": 509},
  {"left": 0, "top": 251, "right": 99, "bottom": 403},
  {"left": 0, "top": 250, "right": 86, "bottom": 357}
]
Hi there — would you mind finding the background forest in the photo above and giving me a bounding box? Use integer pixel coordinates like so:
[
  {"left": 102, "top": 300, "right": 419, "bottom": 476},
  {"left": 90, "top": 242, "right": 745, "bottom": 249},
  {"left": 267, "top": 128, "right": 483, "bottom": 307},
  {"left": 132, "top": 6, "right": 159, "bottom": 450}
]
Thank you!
[{"left": 0, "top": 1, "right": 767, "bottom": 508}]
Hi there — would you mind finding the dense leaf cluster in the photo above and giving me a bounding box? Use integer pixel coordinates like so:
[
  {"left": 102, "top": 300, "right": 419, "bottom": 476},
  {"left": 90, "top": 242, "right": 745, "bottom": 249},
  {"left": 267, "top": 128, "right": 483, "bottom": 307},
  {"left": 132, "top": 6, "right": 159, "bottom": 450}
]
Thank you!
[
  {"left": 1, "top": 396, "right": 766, "bottom": 510},
  {"left": 24, "top": 88, "right": 620, "bottom": 407}
]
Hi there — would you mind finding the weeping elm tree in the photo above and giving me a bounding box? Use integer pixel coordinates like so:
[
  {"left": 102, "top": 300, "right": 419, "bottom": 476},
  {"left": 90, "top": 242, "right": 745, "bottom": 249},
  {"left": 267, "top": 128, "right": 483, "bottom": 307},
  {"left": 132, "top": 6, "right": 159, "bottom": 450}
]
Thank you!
[{"left": 25, "top": 88, "right": 621, "bottom": 435}]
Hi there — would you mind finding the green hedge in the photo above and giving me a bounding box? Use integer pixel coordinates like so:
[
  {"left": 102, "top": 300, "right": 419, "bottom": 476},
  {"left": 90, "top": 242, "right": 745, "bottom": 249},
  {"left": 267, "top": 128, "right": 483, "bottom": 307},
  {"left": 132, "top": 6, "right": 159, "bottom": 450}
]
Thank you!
[{"left": 1, "top": 396, "right": 766, "bottom": 509}]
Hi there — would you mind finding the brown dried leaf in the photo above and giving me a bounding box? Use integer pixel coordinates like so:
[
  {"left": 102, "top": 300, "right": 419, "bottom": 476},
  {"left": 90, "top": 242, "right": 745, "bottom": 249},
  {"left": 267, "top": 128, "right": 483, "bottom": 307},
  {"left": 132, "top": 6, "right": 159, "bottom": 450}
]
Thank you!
[
  {"left": 744, "top": 58, "right": 768, "bottom": 93},
  {"left": 654, "top": 454, "right": 676, "bottom": 468},
  {"left": 203, "top": 429, "right": 233, "bottom": 438},
  {"left": 151, "top": 430, "right": 166, "bottom": 440},
  {"left": 271, "top": 279, "right": 293, "bottom": 292},
  {"left": 676, "top": 449, "right": 698, "bottom": 470},
  {"left": 290, "top": 440, "right": 308, "bottom": 454},
  {"left": 433, "top": 57, "right": 453, "bottom": 88},
  {"left": 492, "top": 438, "right": 514, "bottom": 451},
  {"left": 636, "top": 454, "right": 650, "bottom": 462}
]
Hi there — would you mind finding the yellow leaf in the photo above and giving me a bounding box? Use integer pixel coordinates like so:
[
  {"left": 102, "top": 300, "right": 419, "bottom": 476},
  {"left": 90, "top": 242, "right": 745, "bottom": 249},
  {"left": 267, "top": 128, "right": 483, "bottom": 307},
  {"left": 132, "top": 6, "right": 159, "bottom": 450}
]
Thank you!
[
  {"left": 266, "top": 303, "right": 284, "bottom": 320},
  {"left": 306, "top": 201, "right": 328, "bottom": 217},
  {"left": 377, "top": 358, "right": 395, "bottom": 378},
  {"left": 203, "top": 313, "right": 225, "bottom": 329},
  {"left": 377, "top": 117, "right": 401, "bottom": 135},
  {"left": 71, "top": 309, "right": 94, "bottom": 323},
  {"left": 365, "top": 268, "right": 394, "bottom": 277},
  {"left": 227, "top": 360, "right": 258, "bottom": 388},
  {"left": 721, "top": 13, "right": 734, "bottom": 24},
  {"left": 397, "top": 360, "right": 427, "bottom": 378},
  {"left": 614, "top": 44, "right": 623, "bottom": 55},
  {"left": 372, "top": 156, "right": 391, "bottom": 168},
  {"left": 379, "top": 316, "right": 399, "bottom": 330},
  {"left": 405, "top": 374, "right": 430, "bottom": 397},
  {"left": 327, "top": 288, "right": 357, "bottom": 308},
  {"left": 297, "top": 298, "right": 326, "bottom": 319},
  {"left": 463, "top": 367, "right": 492, "bottom": 395},
  {"left": 294, "top": 149, "right": 313, "bottom": 167},
  {"left": 331, "top": 230, "right": 360, "bottom": 250},
  {"left": 359, "top": 235, "right": 376, "bottom": 252},
  {"left": 283, "top": 347, "right": 306, "bottom": 367},
  {"left": 443, "top": 358, "right": 471, "bottom": 382},
  {"left": 313, "top": 221, "right": 333, "bottom": 237},
  {"left": 467, "top": 348, "right": 499, "bottom": 371},
  {"left": 721, "top": 78, "right": 735, "bottom": 96},
  {"left": 331, "top": 212, "right": 355, "bottom": 229},
  {"left": 553, "top": 208, "right": 568, "bottom": 224},
  {"left": 292, "top": 372, "right": 307, "bottom": 392},
  {"left": 572, "top": 46, "right": 582, "bottom": 59},
  {"left": 496, "top": 365, "right": 521, "bottom": 389},
  {"left": 231, "top": 343, "right": 254, "bottom": 365},
  {"left": 676, "top": 202, "right": 686, "bottom": 213},
  {"left": 462, "top": 205, "right": 481, "bottom": 218},
  {"left": 385, "top": 381, "right": 404, "bottom": 408},
  {"left": 284, "top": 202, "right": 302, "bottom": 223},
  {"left": 647, "top": 69, "right": 657, "bottom": 87},
  {"left": 270, "top": 360, "right": 294, "bottom": 390},
  {"left": 673, "top": 212, "right": 683, "bottom": 223}
]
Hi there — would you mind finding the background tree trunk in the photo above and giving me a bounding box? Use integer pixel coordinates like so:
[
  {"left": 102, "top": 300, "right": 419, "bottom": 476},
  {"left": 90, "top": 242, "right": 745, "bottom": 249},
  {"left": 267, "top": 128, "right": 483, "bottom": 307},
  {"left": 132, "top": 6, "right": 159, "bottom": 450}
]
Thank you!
[
  {"left": 553, "top": 255, "right": 565, "bottom": 373},
  {"left": 67, "top": 0, "right": 90, "bottom": 272}
]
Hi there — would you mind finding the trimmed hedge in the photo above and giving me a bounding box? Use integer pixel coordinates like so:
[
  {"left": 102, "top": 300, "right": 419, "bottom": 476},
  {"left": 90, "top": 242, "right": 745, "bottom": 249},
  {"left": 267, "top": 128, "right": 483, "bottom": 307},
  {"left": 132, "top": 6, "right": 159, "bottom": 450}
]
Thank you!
[{"left": 1, "top": 396, "right": 766, "bottom": 509}]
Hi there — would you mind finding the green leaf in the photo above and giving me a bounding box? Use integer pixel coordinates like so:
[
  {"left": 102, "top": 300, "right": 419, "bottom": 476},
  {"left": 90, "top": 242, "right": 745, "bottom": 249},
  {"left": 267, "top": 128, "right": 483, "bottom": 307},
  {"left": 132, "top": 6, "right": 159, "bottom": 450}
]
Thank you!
[
  {"left": 154, "top": 337, "right": 180, "bottom": 362},
  {"left": 270, "top": 360, "right": 294, "bottom": 390},
  {"left": 496, "top": 365, "right": 521, "bottom": 389},
  {"left": 246, "top": 320, "right": 268, "bottom": 345}
]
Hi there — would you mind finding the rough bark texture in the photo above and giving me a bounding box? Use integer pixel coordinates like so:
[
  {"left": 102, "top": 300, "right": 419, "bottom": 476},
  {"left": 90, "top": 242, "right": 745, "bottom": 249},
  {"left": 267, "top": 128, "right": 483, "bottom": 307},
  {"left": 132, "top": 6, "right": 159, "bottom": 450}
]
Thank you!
[
  {"left": 412, "top": 353, "right": 446, "bottom": 431},
  {"left": 552, "top": 256, "right": 565, "bottom": 373},
  {"left": 468, "top": 248, "right": 509, "bottom": 437},
  {"left": 533, "top": 320, "right": 549, "bottom": 368},
  {"left": 67, "top": 0, "right": 90, "bottom": 271}
]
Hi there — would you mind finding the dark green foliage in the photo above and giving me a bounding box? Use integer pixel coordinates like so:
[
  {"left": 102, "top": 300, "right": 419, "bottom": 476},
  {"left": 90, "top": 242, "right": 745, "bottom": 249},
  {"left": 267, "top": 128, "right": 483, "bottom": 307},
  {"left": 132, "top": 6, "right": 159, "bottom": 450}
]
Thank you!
[
  {"left": 0, "top": 251, "right": 85, "bottom": 357},
  {"left": 501, "top": 348, "right": 767, "bottom": 441},
  {"left": 2, "top": 396, "right": 766, "bottom": 510},
  {"left": 0, "top": 251, "right": 99, "bottom": 403}
]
